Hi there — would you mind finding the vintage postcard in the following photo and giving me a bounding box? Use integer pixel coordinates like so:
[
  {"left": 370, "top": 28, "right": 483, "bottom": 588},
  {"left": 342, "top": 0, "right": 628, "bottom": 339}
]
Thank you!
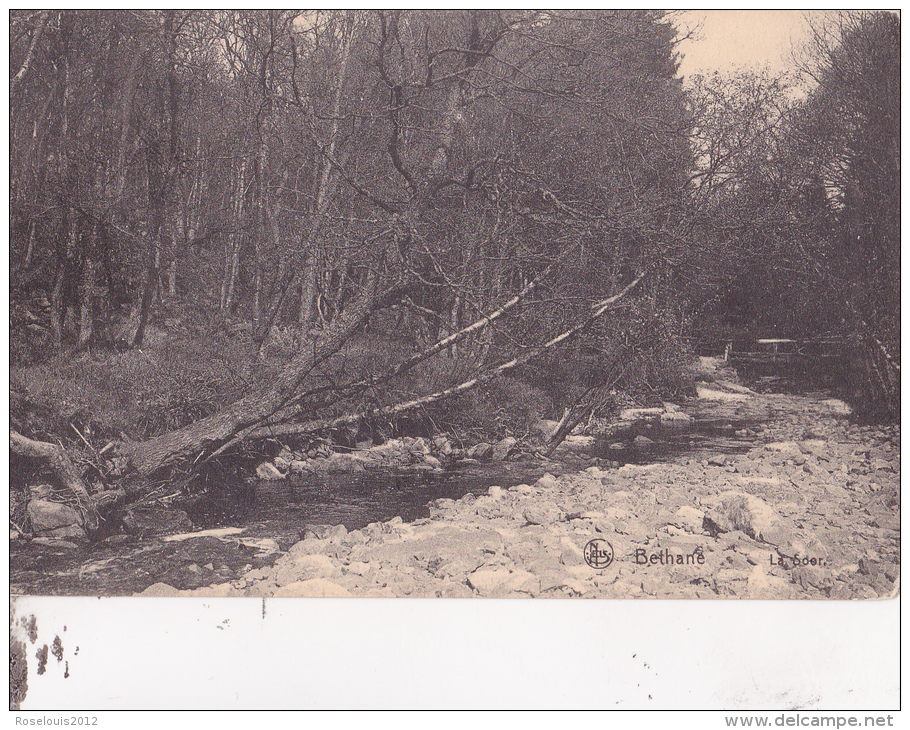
[{"left": 9, "top": 7, "right": 899, "bottom": 710}]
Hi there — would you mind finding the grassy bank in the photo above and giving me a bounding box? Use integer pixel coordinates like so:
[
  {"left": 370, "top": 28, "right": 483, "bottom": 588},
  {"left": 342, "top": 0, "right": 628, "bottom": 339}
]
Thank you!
[{"left": 12, "top": 304, "right": 697, "bottom": 457}]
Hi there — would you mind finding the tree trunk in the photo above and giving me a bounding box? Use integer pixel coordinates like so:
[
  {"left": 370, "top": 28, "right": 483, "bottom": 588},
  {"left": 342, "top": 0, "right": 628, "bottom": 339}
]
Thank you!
[
  {"left": 298, "top": 246, "right": 318, "bottom": 324},
  {"left": 49, "top": 261, "right": 66, "bottom": 348},
  {"left": 222, "top": 158, "right": 247, "bottom": 314},
  {"left": 76, "top": 221, "right": 99, "bottom": 349},
  {"left": 9, "top": 10, "right": 49, "bottom": 97},
  {"left": 124, "top": 270, "right": 381, "bottom": 477},
  {"left": 10, "top": 428, "right": 99, "bottom": 531},
  {"left": 298, "top": 10, "right": 355, "bottom": 328}
]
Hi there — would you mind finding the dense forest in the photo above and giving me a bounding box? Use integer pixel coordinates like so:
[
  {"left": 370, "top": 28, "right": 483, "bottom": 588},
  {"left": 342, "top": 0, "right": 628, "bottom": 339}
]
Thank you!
[{"left": 9, "top": 11, "right": 899, "bottom": 519}]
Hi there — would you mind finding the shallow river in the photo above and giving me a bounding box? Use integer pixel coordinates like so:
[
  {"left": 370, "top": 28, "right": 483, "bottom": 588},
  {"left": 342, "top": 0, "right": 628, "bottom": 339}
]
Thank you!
[{"left": 10, "top": 399, "right": 769, "bottom": 596}]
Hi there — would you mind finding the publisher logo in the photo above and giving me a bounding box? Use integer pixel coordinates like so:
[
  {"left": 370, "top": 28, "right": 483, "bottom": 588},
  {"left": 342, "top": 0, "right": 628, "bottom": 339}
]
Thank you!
[{"left": 583, "top": 538, "right": 615, "bottom": 569}]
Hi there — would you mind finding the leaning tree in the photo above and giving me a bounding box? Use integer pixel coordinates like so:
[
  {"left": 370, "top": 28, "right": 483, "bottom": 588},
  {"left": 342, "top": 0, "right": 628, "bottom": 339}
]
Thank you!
[{"left": 10, "top": 10, "right": 694, "bottom": 524}]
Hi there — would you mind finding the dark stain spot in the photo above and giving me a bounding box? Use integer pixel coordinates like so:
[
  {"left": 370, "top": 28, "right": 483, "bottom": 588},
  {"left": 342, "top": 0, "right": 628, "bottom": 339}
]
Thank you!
[
  {"left": 25, "top": 616, "right": 38, "bottom": 645},
  {"left": 51, "top": 636, "right": 64, "bottom": 663},
  {"left": 74, "top": 646, "right": 80, "bottom": 656},
  {"left": 10, "top": 635, "right": 29, "bottom": 710},
  {"left": 36, "top": 645, "right": 48, "bottom": 676},
  {"left": 64, "top": 661, "right": 70, "bottom": 679}
]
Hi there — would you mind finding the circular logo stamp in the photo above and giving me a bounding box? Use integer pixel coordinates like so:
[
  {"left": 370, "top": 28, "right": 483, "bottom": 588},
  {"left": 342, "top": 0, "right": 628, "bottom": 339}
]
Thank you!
[{"left": 583, "top": 538, "right": 615, "bottom": 569}]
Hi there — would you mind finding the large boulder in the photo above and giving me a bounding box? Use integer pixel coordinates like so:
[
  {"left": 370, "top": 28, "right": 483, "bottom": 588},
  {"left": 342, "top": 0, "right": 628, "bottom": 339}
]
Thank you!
[
  {"left": 273, "top": 553, "right": 340, "bottom": 587},
  {"left": 492, "top": 437, "right": 518, "bottom": 461},
  {"left": 521, "top": 501, "right": 564, "bottom": 526},
  {"left": 320, "top": 453, "right": 366, "bottom": 473},
  {"left": 467, "top": 442, "right": 494, "bottom": 461},
  {"left": 27, "top": 500, "right": 83, "bottom": 534},
  {"left": 256, "top": 462, "right": 285, "bottom": 481}
]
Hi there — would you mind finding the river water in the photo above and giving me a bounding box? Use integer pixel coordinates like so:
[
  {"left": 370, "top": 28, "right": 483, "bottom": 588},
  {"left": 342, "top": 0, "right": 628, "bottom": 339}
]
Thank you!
[{"left": 10, "top": 399, "right": 768, "bottom": 596}]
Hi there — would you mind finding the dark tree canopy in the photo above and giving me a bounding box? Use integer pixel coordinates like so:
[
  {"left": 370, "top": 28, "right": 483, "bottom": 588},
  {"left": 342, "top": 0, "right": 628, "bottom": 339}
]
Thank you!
[{"left": 9, "top": 10, "right": 899, "bottom": 503}]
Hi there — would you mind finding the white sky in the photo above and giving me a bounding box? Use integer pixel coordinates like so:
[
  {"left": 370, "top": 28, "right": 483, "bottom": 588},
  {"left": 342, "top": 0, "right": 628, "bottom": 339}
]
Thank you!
[{"left": 674, "top": 10, "right": 827, "bottom": 78}]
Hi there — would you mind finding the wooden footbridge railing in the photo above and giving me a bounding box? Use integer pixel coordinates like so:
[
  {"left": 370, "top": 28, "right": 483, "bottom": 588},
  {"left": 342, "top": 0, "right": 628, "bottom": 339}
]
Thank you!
[{"left": 693, "top": 337, "right": 848, "bottom": 372}]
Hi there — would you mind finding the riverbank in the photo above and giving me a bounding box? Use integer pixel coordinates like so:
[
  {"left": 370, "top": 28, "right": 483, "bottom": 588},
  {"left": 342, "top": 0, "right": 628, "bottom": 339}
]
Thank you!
[{"left": 138, "top": 381, "right": 900, "bottom": 600}]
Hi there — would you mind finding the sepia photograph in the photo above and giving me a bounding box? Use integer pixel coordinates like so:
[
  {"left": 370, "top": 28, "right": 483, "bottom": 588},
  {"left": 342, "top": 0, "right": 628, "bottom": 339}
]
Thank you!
[{"left": 8, "top": 8, "right": 900, "bottom": 711}]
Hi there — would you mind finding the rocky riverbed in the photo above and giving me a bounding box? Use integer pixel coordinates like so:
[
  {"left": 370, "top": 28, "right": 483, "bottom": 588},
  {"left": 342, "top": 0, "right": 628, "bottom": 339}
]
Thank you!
[{"left": 137, "top": 382, "right": 900, "bottom": 600}]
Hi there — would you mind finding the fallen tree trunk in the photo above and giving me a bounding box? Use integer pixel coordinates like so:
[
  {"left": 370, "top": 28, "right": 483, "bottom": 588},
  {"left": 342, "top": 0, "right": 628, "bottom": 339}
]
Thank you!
[
  {"left": 208, "top": 256, "right": 563, "bottom": 457},
  {"left": 10, "top": 428, "right": 100, "bottom": 531},
  {"left": 241, "top": 271, "right": 647, "bottom": 442},
  {"left": 123, "top": 271, "right": 380, "bottom": 476}
]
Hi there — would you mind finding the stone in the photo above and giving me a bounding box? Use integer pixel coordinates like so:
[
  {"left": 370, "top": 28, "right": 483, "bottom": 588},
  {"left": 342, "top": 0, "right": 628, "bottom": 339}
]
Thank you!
[
  {"left": 710, "top": 492, "right": 793, "bottom": 546},
  {"left": 467, "top": 568, "right": 539, "bottom": 596},
  {"left": 696, "top": 386, "right": 749, "bottom": 402},
  {"left": 467, "top": 442, "right": 494, "bottom": 461},
  {"left": 122, "top": 507, "right": 193, "bottom": 537},
  {"left": 670, "top": 506, "right": 705, "bottom": 533},
  {"left": 746, "top": 565, "right": 792, "bottom": 599},
  {"left": 522, "top": 501, "right": 564, "bottom": 526},
  {"left": 28, "top": 484, "right": 56, "bottom": 501},
  {"left": 562, "top": 435, "right": 594, "bottom": 449},
  {"left": 256, "top": 462, "right": 285, "bottom": 480},
  {"left": 439, "top": 583, "right": 475, "bottom": 599},
  {"left": 410, "top": 437, "right": 430, "bottom": 454},
  {"left": 433, "top": 436, "right": 453, "bottom": 456},
  {"left": 791, "top": 565, "right": 835, "bottom": 593},
  {"left": 27, "top": 500, "right": 82, "bottom": 533},
  {"left": 660, "top": 410, "right": 693, "bottom": 426},
  {"left": 821, "top": 399, "right": 852, "bottom": 416},
  {"left": 534, "top": 472, "right": 560, "bottom": 490},
  {"left": 362, "top": 587, "right": 398, "bottom": 598},
  {"left": 561, "top": 502, "right": 587, "bottom": 520},
  {"left": 274, "top": 553, "right": 340, "bottom": 586},
  {"left": 345, "top": 561, "right": 371, "bottom": 576},
  {"left": 619, "top": 407, "right": 664, "bottom": 421},
  {"left": 532, "top": 419, "right": 559, "bottom": 439},
  {"left": 185, "top": 582, "right": 241, "bottom": 598},
  {"left": 274, "top": 579, "right": 352, "bottom": 598},
  {"left": 323, "top": 453, "right": 366, "bottom": 472},
  {"left": 634, "top": 435, "right": 654, "bottom": 446},
  {"left": 273, "top": 456, "right": 291, "bottom": 472},
  {"left": 289, "top": 459, "right": 315, "bottom": 474},
  {"left": 492, "top": 437, "right": 518, "bottom": 461},
  {"left": 138, "top": 582, "right": 181, "bottom": 597}
]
